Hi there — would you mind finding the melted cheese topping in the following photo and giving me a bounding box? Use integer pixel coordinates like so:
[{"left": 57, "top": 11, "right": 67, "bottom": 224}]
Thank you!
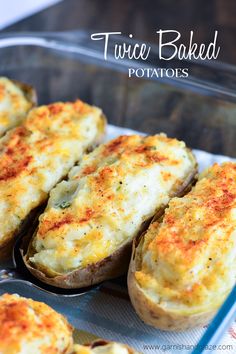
[
  {"left": 0, "top": 100, "right": 105, "bottom": 248},
  {"left": 136, "top": 162, "right": 236, "bottom": 314},
  {"left": 73, "top": 342, "right": 138, "bottom": 354},
  {"left": 30, "top": 134, "right": 196, "bottom": 275},
  {"left": 0, "top": 77, "right": 34, "bottom": 136},
  {"left": 0, "top": 293, "right": 73, "bottom": 354}
]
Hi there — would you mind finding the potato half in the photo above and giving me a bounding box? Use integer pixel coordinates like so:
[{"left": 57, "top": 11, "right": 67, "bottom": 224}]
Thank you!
[
  {"left": 128, "top": 162, "right": 236, "bottom": 331},
  {"left": 72, "top": 340, "right": 140, "bottom": 354},
  {"left": 0, "top": 293, "right": 73, "bottom": 354},
  {"left": 24, "top": 134, "right": 197, "bottom": 288},
  {"left": 0, "top": 100, "right": 106, "bottom": 259},
  {"left": 0, "top": 77, "right": 37, "bottom": 136}
]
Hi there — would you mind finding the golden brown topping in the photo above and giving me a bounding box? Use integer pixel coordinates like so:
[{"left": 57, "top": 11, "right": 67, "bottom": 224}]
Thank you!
[
  {"left": 0, "top": 127, "right": 32, "bottom": 181},
  {"left": 0, "top": 293, "right": 73, "bottom": 354},
  {"left": 29, "top": 133, "right": 196, "bottom": 274},
  {"left": 149, "top": 163, "right": 236, "bottom": 257},
  {"left": 137, "top": 162, "right": 236, "bottom": 308},
  {"left": 39, "top": 213, "right": 75, "bottom": 236}
]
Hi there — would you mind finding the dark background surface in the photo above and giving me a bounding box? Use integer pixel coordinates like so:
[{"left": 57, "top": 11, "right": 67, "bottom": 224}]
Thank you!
[
  {"left": 1, "top": 0, "right": 236, "bottom": 156},
  {"left": 4, "top": 0, "right": 236, "bottom": 65}
]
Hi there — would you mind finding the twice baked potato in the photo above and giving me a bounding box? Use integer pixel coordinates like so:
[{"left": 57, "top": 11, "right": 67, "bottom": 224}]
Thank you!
[
  {"left": 24, "top": 134, "right": 197, "bottom": 288},
  {"left": 0, "top": 100, "right": 106, "bottom": 258},
  {"left": 72, "top": 340, "right": 140, "bottom": 354},
  {"left": 0, "top": 293, "right": 73, "bottom": 354},
  {"left": 0, "top": 294, "right": 139, "bottom": 354},
  {"left": 0, "top": 77, "right": 37, "bottom": 136},
  {"left": 128, "top": 162, "right": 236, "bottom": 331}
]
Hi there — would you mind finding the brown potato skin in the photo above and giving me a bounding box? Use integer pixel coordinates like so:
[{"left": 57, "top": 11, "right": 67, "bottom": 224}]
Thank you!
[
  {"left": 0, "top": 205, "right": 45, "bottom": 261},
  {"left": 23, "top": 238, "right": 132, "bottom": 289},
  {"left": 22, "top": 149, "right": 197, "bottom": 289},
  {"left": 128, "top": 235, "right": 215, "bottom": 331},
  {"left": 74, "top": 339, "right": 139, "bottom": 354}
]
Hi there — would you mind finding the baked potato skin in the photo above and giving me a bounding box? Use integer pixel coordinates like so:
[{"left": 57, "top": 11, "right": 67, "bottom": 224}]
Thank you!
[
  {"left": 73, "top": 340, "right": 140, "bottom": 354},
  {"left": 23, "top": 238, "right": 132, "bottom": 289},
  {"left": 0, "top": 238, "right": 14, "bottom": 260},
  {"left": 0, "top": 204, "right": 44, "bottom": 261},
  {"left": 23, "top": 137, "right": 197, "bottom": 289},
  {"left": 128, "top": 238, "right": 214, "bottom": 331},
  {"left": 128, "top": 162, "right": 236, "bottom": 331}
]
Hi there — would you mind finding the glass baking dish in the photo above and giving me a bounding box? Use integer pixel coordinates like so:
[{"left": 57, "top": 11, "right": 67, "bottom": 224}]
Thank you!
[{"left": 0, "top": 30, "right": 235, "bottom": 353}]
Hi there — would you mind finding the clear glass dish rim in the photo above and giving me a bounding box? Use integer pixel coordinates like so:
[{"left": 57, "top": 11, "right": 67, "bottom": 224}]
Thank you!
[{"left": 0, "top": 30, "right": 236, "bottom": 102}]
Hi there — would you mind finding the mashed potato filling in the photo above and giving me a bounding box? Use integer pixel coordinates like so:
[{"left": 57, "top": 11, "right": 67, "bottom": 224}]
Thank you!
[
  {"left": 30, "top": 134, "right": 196, "bottom": 274},
  {"left": 135, "top": 162, "right": 236, "bottom": 312}
]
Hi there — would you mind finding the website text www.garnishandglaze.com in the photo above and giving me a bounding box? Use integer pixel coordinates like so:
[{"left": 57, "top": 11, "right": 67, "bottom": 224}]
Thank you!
[{"left": 143, "top": 343, "right": 233, "bottom": 352}]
